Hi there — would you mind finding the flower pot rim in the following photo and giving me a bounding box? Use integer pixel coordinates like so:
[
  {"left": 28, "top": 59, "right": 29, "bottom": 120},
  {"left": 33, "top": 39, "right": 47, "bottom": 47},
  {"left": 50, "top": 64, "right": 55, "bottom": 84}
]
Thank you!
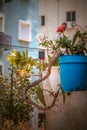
[{"left": 59, "top": 55, "right": 87, "bottom": 64}]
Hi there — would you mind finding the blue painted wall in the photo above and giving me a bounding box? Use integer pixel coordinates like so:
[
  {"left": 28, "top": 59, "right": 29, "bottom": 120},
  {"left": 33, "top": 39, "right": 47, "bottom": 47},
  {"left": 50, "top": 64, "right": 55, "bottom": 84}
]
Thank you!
[{"left": 0, "top": 0, "right": 39, "bottom": 74}]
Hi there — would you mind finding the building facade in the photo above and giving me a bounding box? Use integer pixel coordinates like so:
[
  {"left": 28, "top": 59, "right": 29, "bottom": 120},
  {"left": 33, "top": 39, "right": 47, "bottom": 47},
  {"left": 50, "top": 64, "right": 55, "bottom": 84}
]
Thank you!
[
  {"left": 39, "top": 0, "right": 87, "bottom": 38},
  {"left": 0, "top": 0, "right": 39, "bottom": 74}
]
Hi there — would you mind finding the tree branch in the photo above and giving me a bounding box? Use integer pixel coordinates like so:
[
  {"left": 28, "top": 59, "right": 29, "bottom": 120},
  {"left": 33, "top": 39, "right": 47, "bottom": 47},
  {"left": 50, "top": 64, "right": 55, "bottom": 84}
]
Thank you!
[
  {"left": 24, "top": 88, "right": 60, "bottom": 111},
  {"left": 23, "top": 49, "right": 62, "bottom": 111}
]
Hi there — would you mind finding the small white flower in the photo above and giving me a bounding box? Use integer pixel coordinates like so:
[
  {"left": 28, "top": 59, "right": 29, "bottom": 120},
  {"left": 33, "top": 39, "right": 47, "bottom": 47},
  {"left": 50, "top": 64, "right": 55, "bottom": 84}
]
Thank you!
[
  {"left": 36, "top": 33, "right": 45, "bottom": 43},
  {"left": 52, "top": 32, "right": 61, "bottom": 42}
]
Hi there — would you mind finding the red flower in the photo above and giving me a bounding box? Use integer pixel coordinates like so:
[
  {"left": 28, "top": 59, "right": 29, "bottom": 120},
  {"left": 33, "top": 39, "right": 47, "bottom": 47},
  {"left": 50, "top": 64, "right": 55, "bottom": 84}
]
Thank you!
[
  {"left": 17, "top": 69, "right": 28, "bottom": 77},
  {"left": 56, "top": 25, "right": 66, "bottom": 32}
]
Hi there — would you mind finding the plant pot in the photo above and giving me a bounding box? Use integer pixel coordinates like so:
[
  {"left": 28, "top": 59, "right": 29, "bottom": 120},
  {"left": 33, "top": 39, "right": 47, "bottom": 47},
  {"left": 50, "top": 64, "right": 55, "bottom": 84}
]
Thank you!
[
  {"left": 59, "top": 55, "right": 87, "bottom": 92},
  {"left": 49, "top": 66, "right": 60, "bottom": 92},
  {"left": 42, "top": 71, "right": 52, "bottom": 94},
  {"left": 42, "top": 66, "right": 60, "bottom": 93}
]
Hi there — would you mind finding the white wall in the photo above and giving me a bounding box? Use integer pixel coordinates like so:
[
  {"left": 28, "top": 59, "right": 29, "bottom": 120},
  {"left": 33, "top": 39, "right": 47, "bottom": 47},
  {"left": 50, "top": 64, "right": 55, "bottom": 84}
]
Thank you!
[
  {"left": 39, "top": 0, "right": 59, "bottom": 38},
  {"left": 39, "top": 0, "right": 87, "bottom": 38},
  {"left": 59, "top": 0, "right": 76, "bottom": 24},
  {"left": 59, "top": 0, "right": 87, "bottom": 30},
  {"left": 76, "top": 0, "right": 87, "bottom": 30}
]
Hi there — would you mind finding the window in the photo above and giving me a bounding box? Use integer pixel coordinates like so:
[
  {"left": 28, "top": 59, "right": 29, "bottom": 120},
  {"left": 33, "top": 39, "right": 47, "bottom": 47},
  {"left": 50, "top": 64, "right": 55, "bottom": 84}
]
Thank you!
[
  {"left": 38, "top": 50, "right": 45, "bottom": 60},
  {"left": 0, "top": 14, "right": 4, "bottom": 32},
  {"left": 40, "top": 16, "right": 45, "bottom": 26},
  {"left": 18, "top": 20, "right": 31, "bottom": 42},
  {"left": 0, "top": 62, "right": 4, "bottom": 75},
  {"left": 0, "top": 65, "right": 3, "bottom": 75},
  {"left": 66, "top": 11, "right": 76, "bottom": 22}
]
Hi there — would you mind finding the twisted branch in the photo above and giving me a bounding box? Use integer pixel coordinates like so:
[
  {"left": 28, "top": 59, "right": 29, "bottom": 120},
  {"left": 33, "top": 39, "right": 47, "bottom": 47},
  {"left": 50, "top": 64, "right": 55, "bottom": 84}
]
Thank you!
[{"left": 23, "top": 49, "right": 62, "bottom": 111}]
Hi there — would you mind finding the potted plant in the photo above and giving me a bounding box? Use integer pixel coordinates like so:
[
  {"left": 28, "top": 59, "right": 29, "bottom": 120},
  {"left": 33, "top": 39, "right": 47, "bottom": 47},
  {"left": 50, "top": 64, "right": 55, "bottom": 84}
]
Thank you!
[
  {"left": 58, "top": 30, "right": 87, "bottom": 92},
  {"left": 38, "top": 30, "right": 87, "bottom": 92}
]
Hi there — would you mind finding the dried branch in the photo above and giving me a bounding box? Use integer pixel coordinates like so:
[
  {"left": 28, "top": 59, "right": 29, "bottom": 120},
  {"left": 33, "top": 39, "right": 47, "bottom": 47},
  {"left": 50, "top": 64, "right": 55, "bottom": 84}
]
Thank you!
[
  {"left": 23, "top": 49, "right": 62, "bottom": 111},
  {"left": 24, "top": 88, "right": 60, "bottom": 111}
]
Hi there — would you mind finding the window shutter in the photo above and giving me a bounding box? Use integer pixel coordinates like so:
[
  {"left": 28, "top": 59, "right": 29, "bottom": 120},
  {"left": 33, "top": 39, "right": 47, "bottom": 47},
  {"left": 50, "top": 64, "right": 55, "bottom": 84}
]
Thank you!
[{"left": 18, "top": 20, "right": 31, "bottom": 42}]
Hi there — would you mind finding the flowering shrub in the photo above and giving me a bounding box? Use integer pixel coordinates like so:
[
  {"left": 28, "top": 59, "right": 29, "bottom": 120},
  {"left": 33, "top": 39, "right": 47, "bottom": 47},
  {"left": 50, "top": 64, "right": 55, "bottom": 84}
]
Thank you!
[
  {"left": 37, "top": 30, "right": 87, "bottom": 56},
  {"left": 0, "top": 50, "right": 46, "bottom": 129}
]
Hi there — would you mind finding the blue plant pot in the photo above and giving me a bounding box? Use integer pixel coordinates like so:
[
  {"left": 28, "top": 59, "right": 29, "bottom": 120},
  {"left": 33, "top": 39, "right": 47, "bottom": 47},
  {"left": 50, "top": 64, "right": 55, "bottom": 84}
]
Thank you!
[{"left": 59, "top": 55, "right": 87, "bottom": 92}]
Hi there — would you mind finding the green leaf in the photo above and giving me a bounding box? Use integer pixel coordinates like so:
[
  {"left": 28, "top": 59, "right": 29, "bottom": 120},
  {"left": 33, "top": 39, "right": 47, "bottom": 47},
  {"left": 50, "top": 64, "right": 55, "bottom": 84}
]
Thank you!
[
  {"left": 72, "top": 30, "right": 80, "bottom": 46},
  {"left": 36, "top": 85, "right": 46, "bottom": 106}
]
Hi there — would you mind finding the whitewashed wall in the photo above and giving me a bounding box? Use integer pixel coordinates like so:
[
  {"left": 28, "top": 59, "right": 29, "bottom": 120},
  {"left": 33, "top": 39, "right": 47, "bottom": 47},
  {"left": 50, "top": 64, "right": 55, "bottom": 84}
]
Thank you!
[
  {"left": 39, "top": 0, "right": 87, "bottom": 38},
  {"left": 39, "top": 0, "right": 59, "bottom": 38}
]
